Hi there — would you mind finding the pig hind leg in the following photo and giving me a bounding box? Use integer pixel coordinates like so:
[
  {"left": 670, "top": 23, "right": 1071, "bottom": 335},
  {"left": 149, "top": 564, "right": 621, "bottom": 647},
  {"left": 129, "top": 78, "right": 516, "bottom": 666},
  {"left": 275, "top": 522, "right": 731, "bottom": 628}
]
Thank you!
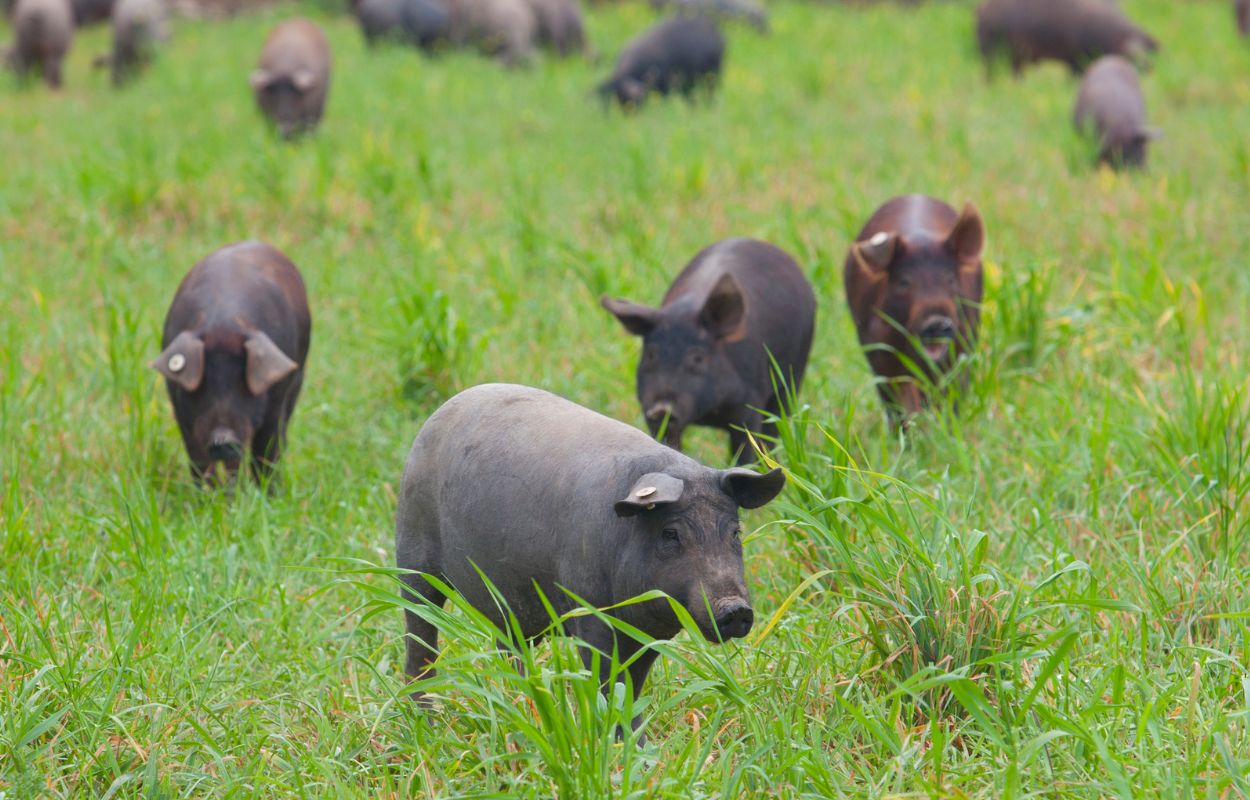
[{"left": 401, "top": 570, "right": 447, "bottom": 700}]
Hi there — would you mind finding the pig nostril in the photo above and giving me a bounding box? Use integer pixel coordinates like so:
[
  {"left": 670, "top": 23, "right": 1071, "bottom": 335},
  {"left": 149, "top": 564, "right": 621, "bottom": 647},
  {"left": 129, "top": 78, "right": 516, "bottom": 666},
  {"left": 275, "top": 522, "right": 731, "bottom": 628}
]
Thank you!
[
  {"left": 920, "top": 318, "right": 956, "bottom": 340},
  {"left": 714, "top": 604, "right": 754, "bottom": 640},
  {"left": 207, "top": 441, "right": 243, "bottom": 461}
]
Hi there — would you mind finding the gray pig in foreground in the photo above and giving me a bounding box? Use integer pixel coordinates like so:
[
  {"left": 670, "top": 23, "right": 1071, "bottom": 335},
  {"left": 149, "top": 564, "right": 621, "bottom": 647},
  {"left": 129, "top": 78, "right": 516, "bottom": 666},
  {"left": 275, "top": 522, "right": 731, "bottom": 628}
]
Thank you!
[
  {"left": 396, "top": 383, "right": 785, "bottom": 725},
  {"left": 6, "top": 0, "right": 73, "bottom": 88},
  {"left": 1074, "top": 55, "right": 1156, "bottom": 169},
  {"left": 106, "top": 0, "right": 166, "bottom": 85},
  {"left": 251, "top": 18, "right": 331, "bottom": 139},
  {"left": 151, "top": 241, "right": 311, "bottom": 486},
  {"left": 602, "top": 238, "right": 815, "bottom": 465}
]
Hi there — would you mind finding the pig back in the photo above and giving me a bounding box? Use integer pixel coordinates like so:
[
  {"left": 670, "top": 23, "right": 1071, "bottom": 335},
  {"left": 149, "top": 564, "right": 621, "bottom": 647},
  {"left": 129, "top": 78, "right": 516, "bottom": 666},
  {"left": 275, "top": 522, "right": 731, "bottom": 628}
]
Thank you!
[
  {"left": 14, "top": 0, "right": 73, "bottom": 61},
  {"left": 665, "top": 239, "right": 815, "bottom": 384},
  {"left": 1074, "top": 55, "right": 1144, "bottom": 135},
  {"left": 398, "top": 384, "right": 700, "bottom": 624},
  {"left": 259, "top": 18, "right": 330, "bottom": 85},
  {"left": 165, "top": 241, "right": 310, "bottom": 362}
]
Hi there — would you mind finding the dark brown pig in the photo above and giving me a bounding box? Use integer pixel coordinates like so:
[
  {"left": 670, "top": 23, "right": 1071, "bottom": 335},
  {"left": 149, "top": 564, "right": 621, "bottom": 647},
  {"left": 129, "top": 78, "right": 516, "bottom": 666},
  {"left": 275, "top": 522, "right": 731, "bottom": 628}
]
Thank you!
[
  {"left": 1237, "top": 0, "right": 1249, "bottom": 36},
  {"left": 250, "top": 18, "right": 331, "bottom": 139},
  {"left": 843, "top": 195, "right": 985, "bottom": 422},
  {"left": 397, "top": 383, "right": 785, "bottom": 730},
  {"left": 6, "top": 0, "right": 73, "bottom": 88},
  {"left": 353, "top": 0, "right": 448, "bottom": 51},
  {"left": 150, "top": 241, "right": 311, "bottom": 486},
  {"left": 976, "top": 0, "right": 1158, "bottom": 77},
  {"left": 602, "top": 238, "right": 815, "bottom": 464},
  {"left": 1074, "top": 55, "right": 1156, "bottom": 169}
]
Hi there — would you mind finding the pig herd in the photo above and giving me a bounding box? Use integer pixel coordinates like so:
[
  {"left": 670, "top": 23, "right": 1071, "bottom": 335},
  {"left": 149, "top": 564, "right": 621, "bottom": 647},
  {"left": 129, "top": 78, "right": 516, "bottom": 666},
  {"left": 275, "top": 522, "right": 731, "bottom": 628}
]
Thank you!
[{"left": 9, "top": 0, "right": 1248, "bottom": 733}]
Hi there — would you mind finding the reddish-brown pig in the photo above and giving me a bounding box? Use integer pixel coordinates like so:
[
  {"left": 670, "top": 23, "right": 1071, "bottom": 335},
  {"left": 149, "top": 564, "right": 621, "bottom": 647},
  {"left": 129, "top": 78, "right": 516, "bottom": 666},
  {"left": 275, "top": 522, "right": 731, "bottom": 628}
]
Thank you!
[
  {"left": 976, "top": 0, "right": 1157, "bottom": 77},
  {"left": 843, "top": 195, "right": 985, "bottom": 422},
  {"left": 151, "top": 242, "right": 311, "bottom": 486}
]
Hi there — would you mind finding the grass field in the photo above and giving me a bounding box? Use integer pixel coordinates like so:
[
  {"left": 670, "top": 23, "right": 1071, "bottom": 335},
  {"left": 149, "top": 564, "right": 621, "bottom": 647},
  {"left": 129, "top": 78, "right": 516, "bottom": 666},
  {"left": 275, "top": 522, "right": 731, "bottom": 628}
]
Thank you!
[{"left": 3, "top": 0, "right": 1250, "bottom": 795}]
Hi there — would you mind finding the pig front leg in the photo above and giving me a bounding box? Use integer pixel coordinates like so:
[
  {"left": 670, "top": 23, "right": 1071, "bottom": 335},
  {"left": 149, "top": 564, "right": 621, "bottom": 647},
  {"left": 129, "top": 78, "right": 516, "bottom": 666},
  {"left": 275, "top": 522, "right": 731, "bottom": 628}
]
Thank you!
[{"left": 575, "top": 617, "right": 659, "bottom": 737}]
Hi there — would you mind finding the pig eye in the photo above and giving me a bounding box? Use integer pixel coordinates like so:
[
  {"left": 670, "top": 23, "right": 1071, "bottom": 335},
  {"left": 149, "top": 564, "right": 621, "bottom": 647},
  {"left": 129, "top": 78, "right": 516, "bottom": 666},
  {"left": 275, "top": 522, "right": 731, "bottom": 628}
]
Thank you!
[
  {"left": 732, "top": 526, "right": 742, "bottom": 541},
  {"left": 945, "top": 273, "right": 958, "bottom": 288},
  {"left": 896, "top": 276, "right": 911, "bottom": 290},
  {"left": 661, "top": 528, "right": 680, "bottom": 543}
]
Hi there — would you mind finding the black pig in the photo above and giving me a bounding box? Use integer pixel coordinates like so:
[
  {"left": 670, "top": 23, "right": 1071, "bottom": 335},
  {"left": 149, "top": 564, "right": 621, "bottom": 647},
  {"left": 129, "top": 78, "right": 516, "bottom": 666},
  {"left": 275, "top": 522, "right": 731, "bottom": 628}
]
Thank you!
[
  {"left": 596, "top": 15, "right": 724, "bottom": 108},
  {"left": 843, "top": 195, "right": 985, "bottom": 422},
  {"left": 151, "top": 241, "right": 311, "bottom": 485},
  {"left": 6, "top": 0, "right": 73, "bottom": 88},
  {"left": 353, "top": 0, "right": 448, "bottom": 51},
  {"left": 602, "top": 238, "right": 815, "bottom": 464},
  {"left": 1074, "top": 55, "right": 1156, "bottom": 169},
  {"left": 1239, "top": 0, "right": 1249, "bottom": 36},
  {"left": 396, "top": 383, "right": 785, "bottom": 728}
]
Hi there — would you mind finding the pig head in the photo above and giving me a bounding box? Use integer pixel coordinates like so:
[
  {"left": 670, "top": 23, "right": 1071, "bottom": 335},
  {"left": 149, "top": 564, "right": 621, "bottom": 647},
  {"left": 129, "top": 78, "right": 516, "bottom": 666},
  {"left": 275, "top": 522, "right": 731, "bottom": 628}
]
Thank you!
[
  {"left": 844, "top": 198, "right": 985, "bottom": 418},
  {"left": 152, "top": 326, "right": 299, "bottom": 482},
  {"left": 602, "top": 273, "right": 749, "bottom": 450}
]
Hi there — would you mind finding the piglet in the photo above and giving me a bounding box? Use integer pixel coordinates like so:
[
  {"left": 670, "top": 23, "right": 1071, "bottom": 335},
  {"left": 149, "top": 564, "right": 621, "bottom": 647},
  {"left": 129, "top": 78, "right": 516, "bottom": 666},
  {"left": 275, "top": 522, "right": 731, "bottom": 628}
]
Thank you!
[
  {"left": 251, "top": 18, "right": 332, "bottom": 139},
  {"left": 151, "top": 241, "right": 311, "bottom": 486},
  {"left": 596, "top": 15, "right": 724, "bottom": 108},
  {"left": 444, "top": 0, "right": 537, "bottom": 67},
  {"left": 843, "top": 195, "right": 985, "bottom": 422},
  {"left": 6, "top": 0, "right": 73, "bottom": 88},
  {"left": 603, "top": 238, "right": 815, "bottom": 464},
  {"left": 397, "top": 383, "right": 785, "bottom": 729},
  {"left": 523, "top": 0, "right": 585, "bottom": 57},
  {"left": 1074, "top": 55, "right": 1156, "bottom": 169}
]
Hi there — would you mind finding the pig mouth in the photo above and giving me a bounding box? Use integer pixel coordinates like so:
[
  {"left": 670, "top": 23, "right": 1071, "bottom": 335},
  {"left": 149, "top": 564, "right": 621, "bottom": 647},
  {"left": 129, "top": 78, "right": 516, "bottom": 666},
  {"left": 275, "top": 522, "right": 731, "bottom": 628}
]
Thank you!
[{"left": 922, "top": 340, "right": 952, "bottom": 363}]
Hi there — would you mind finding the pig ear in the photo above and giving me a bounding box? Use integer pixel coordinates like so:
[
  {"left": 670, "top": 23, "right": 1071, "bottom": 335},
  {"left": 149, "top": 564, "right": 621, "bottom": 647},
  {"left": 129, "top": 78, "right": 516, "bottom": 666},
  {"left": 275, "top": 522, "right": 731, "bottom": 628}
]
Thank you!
[
  {"left": 699, "top": 273, "right": 747, "bottom": 341},
  {"left": 244, "top": 331, "right": 298, "bottom": 396},
  {"left": 150, "top": 331, "right": 204, "bottom": 392},
  {"left": 249, "top": 69, "right": 271, "bottom": 90},
  {"left": 720, "top": 466, "right": 785, "bottom": 509},
  {"left": 601, "top": 296, "right": 661, "bottom": 337},
  {"left": 944, "top": 203, "right": 985, "bottom": 266},
  {"left": 292, "top": 69, "right": 315, "bottom": 92},
  {"left": 851, "top": 231, "right": 897, "bottom": 279},
  {"left": 615, "top": 472, "right": 684, "bottom": 517}
]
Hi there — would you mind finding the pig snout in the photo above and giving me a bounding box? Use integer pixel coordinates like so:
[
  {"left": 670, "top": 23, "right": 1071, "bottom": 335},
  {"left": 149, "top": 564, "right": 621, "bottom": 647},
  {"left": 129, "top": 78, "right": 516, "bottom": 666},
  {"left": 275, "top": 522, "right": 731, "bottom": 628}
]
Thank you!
[
  {"left": 712, "top": 596, "right": 754, "bottom": 641},
  {"left": 919, "top": 316, "right": 956, "bottom": 342},
  {"left": 207, "top": 429, "right": 244, "bottom": 462}
]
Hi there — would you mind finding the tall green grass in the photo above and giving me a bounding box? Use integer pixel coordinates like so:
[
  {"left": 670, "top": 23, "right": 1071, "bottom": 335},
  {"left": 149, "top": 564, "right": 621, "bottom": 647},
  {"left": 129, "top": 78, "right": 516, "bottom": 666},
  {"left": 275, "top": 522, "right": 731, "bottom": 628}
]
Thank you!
[{"left": 3, "top": 0, "right": 1250, "bottom": 795}]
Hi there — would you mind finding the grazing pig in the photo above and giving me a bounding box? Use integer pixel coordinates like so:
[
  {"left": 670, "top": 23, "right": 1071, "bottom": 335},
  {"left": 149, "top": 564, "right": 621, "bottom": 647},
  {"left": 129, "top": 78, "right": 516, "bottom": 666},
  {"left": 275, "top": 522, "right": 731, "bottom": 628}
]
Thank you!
[
  {"left": 396, "top": 383, "right": 785, "bottom": 726},
  {"left": 353, "top": 0, "right": 448, "bottom": 51},
  {"left": 151, "top": 241, "right": 311, "bottom": 486},
  {"left": 523, "top": 0, "right": 585, "bottom": 56},
  {"left": 1074, "top": 55, "right": 1156, "bottom": 169},
  {"left": 602, "top": 239, "right": 815, "bottom": 464},
  {"left": 6, "top": 0, "right": 73, "bottom": 88},
  {"left": 250, "top": 18, "right": 332, "bottom": 139},
  {"left": 1238, "top": 0, "right": 1249, "bottom": 36},
  {"left": 976, "top": 0, "right": 1158, "bottom": 77},
  {"left": 106, "top": 0, "right": 167, "bottom": 86},
  {"left": 596, "top": 15, "right": 724, "bottom": 108},
  {"left": 843, "top": 195, "right": 985, "bottom": 421},
  {"left": 651, "top": 0, "right": 768, "bottom": 35},
  {"left": 444, "top": 0, "right": 536, "bottom": 66}
]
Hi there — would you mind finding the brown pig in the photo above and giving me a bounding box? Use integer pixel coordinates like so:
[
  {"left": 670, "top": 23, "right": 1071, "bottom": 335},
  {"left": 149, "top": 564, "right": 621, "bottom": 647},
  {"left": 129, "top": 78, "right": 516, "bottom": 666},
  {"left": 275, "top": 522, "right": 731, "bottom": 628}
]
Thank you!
[
  {"left": 1237, "top": 0, "right": 1249, "bottom": 36},
  {"left": 6, "top": 0, "right": 73, "bottom": 88},
  {"left": 151, "top": 242, "right": 311, "bottom": 486},
  {"left": 976, "top": 0, "right": 1158, "bottom": 77},
  {"left": 251, "top": 18, "right": 331, "bottom": 139},
  {"left": 843, "top": 195, "right": 985, "bottom": 421},
  {"left": 602, "top": 238, "right": 815, "bottom": 465},
  {"left": 1074, "top": 55, "right": 1156, "bottom": 169}
]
